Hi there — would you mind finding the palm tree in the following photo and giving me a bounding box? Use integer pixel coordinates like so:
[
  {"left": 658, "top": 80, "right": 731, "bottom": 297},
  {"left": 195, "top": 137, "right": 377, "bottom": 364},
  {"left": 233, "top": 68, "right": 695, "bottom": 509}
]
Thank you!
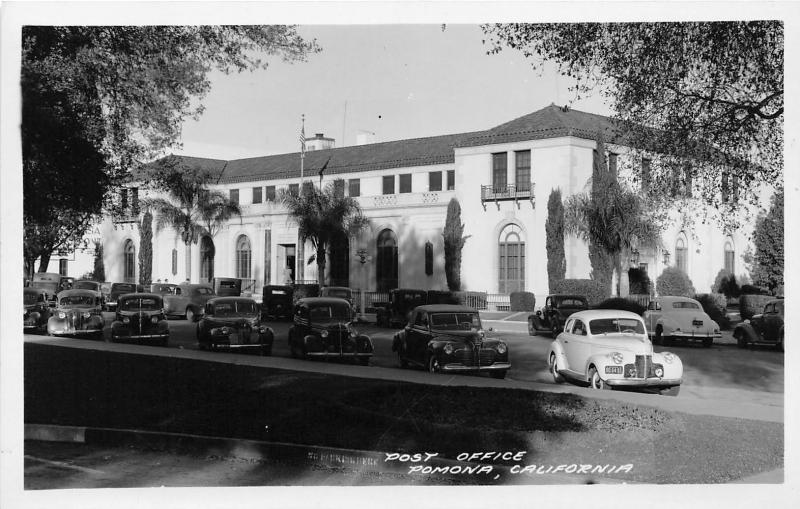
[
  {"left": 145, "top": 170, "right": 241, "bottom": 282},
  {"left": 279, "top": 178, "right": 370, "bottom": 285},
  {"left": 564, "top": 136, "right": 664, "bottom": 296}
]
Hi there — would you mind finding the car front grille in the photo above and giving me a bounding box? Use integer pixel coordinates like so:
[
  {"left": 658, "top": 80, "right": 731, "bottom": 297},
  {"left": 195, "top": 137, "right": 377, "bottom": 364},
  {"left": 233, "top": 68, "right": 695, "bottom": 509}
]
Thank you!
[
  {"left": 624, "top": 355, "right": 659, "bottom": 378},
  {"left": 454, "top": 345, "right": 497, "bottom": 366}
]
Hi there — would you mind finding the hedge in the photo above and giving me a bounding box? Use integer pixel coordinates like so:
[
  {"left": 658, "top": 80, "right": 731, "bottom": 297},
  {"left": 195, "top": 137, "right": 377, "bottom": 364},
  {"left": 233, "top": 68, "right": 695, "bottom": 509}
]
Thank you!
[
  {"left": 694, "top": 293, "right": 731, "bottom": 330},
  {"left": 656, "top": 266, "right": 695, "bottom": 297},
  {"left": 509, "top": 291, "right": 536, "bottom": 312},
  {"left": 593, "top": 297, "right": 646, "bottom": 316},
  {"left": 551, "top": 279, "right": 608, "bottom": 306},
  {"left": 740, "top": 284, "right": 770, "bottom": 296},
  {"left": 739, "top": 294, "right": 774, "bottom": 321}
]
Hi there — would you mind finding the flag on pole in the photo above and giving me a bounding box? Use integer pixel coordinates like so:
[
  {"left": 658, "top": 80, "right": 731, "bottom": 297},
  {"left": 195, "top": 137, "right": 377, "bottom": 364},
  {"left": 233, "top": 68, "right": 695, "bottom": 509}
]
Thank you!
[{"left": 300, "top": 119, "right": 306, "bottom": 157}]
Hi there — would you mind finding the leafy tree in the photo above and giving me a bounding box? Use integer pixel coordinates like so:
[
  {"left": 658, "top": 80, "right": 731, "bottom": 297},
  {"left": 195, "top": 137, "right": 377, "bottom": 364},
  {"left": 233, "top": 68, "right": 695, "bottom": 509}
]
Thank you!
[
  {"left": 564, "top": 134, "right": 664, "bottom": 296},
  {"left": 713, "top": 269, "right": 740, "bottom": 299},
  {"left": 746, "top": 188, "right": 784, "bottom": 294},
  {"left": 443, "top": 198, "right": 469, "bottom": 291},
  {"left": 138, "top": 211, "right": 153, "bottom": 286},
  {"left": 22, "top": 26, "right": 319, "bottom": 272},
  {"left": 279, "top": 179, "right": 370, "bottom": 285},
  {"left": 144, "top": 159, "right": 242, "bottom": 282},
  {"left": 545, "top": 188, "right": 566, "bottom": 293},
  {"left": 482, "top": 22, "right": 783, "bottom": 227},
  {"left": 656, "top": 266, "right": 695, "bottom": 297},
  {"left": 92, "top": 241, "right": 105, "bottom": 282}
]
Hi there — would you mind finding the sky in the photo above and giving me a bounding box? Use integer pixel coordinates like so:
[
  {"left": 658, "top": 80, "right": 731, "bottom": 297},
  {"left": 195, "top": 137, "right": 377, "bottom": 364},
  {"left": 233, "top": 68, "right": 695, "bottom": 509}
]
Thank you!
[{"left": 174, "top": 24, "right": 611, "bottom": 160}]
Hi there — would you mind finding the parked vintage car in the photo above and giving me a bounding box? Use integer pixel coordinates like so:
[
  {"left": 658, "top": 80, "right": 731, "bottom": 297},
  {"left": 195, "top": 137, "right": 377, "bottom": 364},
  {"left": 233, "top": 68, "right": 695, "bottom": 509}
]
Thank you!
[
  {"left": 105, "top": 282, "right": 138, "bottom": 312},
  {"left": 24, "top": 287, "right": 51, "bottom": 334},
  {"left": 288, "top": 297, "right": 373, "bottom": 364},
  {"left": 213, "top": 277, "right": 242, "bottom": 297},
  {"left": 733, "top": 298, "right": 784, "bottom": 351},
  {"left": 197, "top": 297, "right": 274, "bottom": 355},
  {"left": 528, "top": 294, "right": 589, "bottom": 337},
  {"left": 643, "top": 296, "right": 721, "bottom": 347},
  {"left": 31, "top": 272, "right": 61, "bottom": 306},
  {"left": 261, "top": 285, "right": 294, "bottom": 320},
  {"left": 73, "top": 280, "right": 103, "bottom": 305},
  {"left": 375, "top": 288, "right": 428, "bottom": 328},
  {"left": 59, "top": 276, "right": 75, "bottom": 292},
  {"left": 319, "top": 286, "right": 354, "bottom": 306},
  {"left": 162, "top": 284, "right": 215, "bottom": 321},
  {"left": 150, "top": 283, "right": 178, "bottom": 295},
  {"left": 46, "top": 289, "right": 105, "bottom": 339},
  {"left": 548, "top": 310, "right": 682, "bottom": 396},
  {"left": 392, "top": 304, "right": 510, "bottom": 379},
  {"left": 110, "top": 293, "right": 169, "bottom": 345}
]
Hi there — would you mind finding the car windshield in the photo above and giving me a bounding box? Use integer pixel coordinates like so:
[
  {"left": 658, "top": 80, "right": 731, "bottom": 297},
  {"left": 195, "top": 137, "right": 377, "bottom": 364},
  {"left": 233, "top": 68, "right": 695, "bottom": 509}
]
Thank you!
[
  {"left": 429, "top": 312, "right": 481, "bottom": 330},
  {"left": 24, "top": 292, "right": 39, "bottom": 305},
  {"left": 195, "top": 287, "right": 213, "bottom": 295},
  {"left": 308, "top": 304, "right": 351, "bottom": 321},
  {"left": 119, "top": 297, "right": 161, "bottom": 311},
  {"left": 558, "top": 298, "right": 587, "bottom": 308},
  {"left": 112, "top": 284, "right": 136, "bottom": 293},
  {"left": 589, "top": 318, "right": 646, "bottom": 335},
  {"left": 60, "top": 295, "right": 95, "bottom": 307},
  {"left": 775, "top": 301, "right": 784, "bottom": 314},
  {"left": 74, "top": 281, "right": 99, "bottom": 290},
  {"left": 325, "top": 289, "right": 350, "bottom": 299},
  {"left": 671, "top": 301, "right": 700, "bottom": 310},
  {"left": 214, "top": 301, "right": 256, "bottom": 316},
  {"left": 401, "top": 292, "right": 426, "bottom": 304},
  {"left": 32, "top": 281, "right": 59, "bottom": 293}
]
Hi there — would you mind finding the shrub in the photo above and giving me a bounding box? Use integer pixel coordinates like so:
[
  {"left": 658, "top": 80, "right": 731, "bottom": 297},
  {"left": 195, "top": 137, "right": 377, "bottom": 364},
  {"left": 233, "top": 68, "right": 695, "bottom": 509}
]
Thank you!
[
  {"left": 739, "top": 294, "right": 774, "bottom": 321},
  {"left": 551, "top": 279, "right": 608, "bottom": 306},
  {"left": 443, "top": 198, "right": 468, "bottom": 291},
  {"left": 509, "top": 291, "right": 536, "bottom": 312},
  {"left": 628, "top": 266, "right": 651, "bottom": 295},
  {"left": 712, "top": 269, "right": 740, "bottom": 298},
  {"left": 695, "top": 293, "right": 731, "bottom": 330},
  {"left": 740, "top": 284, "right": 770, "bottom": 296},
  {"left": 656, "top": 266, "right": 695, "bottom": 297},
  {"left": 546, "top": 188, "right": 566, "bottom": 292},
  {"left": 593, "top": 297, "right": 646, "bottom": 316}
]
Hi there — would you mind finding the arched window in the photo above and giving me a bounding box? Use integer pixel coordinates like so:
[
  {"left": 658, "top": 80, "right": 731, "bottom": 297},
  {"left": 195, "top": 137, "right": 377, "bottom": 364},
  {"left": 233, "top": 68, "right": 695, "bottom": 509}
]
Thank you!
[
  {"left": 376, "top": 229, "right": 398, "bottom": 292},
  {"left": 123, "top": 239, "right": 136, "bottom": 283},
  {"left": 724, "top": 237, "right": 735, "bottom": 274},
  {"left": 235, "top": 235, "right": 251, "bottom": 279},
  {"left": 675, "top": 233, "right": 688, "bottom": 273},
  {"left": 200, "top": 236, "right": 215, "bottom": 283},
  {"left": 498, "top": 223, "right": 525, "bottom": 293}
]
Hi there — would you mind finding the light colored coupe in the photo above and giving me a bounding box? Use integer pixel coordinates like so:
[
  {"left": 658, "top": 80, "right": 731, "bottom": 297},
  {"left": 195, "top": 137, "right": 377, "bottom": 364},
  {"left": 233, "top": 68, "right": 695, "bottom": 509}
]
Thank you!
[
  {"left": 643, "top": 296, "right": 721, "bottom": 347},
  {"left": 548, "top": 310, "right": 682, "bottom": 396}
]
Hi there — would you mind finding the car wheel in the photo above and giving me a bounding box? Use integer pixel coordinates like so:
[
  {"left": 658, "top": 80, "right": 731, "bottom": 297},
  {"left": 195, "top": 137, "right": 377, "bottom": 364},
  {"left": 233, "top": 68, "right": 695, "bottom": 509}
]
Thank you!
[
  {"left": 426, "top": 354, "right": 440, "bottom": 374},
  {"left": 735, "top": 330, "right": 747, "bottom": 349},
  {"left": 549, "top": 353, "right": 565, "bottom": 384},
  {"left": 702, "top": 337, "right": 713, "bottom": 348},
  {"left": 588, "top": 366, "right": 609, "bottom": 390},
  {"left": 160, "top": 338, "right": 168, "bottom": 348},
  {"left": 489, "top": 370, "right": 507, "bottom": 379},
  {"left": 660, "top": 386, "right": 681, "bottom": 397},
  {"left": 185, "top": 307, "right": 195, "bottom": 322},
  {"left": 528, "top": 318, "right": 537, "bottom": 336}
]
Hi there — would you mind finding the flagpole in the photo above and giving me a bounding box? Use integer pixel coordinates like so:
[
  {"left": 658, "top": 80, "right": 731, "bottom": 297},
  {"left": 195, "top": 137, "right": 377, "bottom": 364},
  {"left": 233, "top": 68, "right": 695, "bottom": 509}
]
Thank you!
[{"left": 300, "top": 114, "right": 305, "bottom": 185}]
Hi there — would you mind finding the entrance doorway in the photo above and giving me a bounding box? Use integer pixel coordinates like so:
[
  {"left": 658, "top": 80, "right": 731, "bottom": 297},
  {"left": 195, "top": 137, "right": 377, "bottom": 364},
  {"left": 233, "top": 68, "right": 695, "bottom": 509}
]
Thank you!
[{"left": 278, "top": 244, "right": 296, "bottom": 284}]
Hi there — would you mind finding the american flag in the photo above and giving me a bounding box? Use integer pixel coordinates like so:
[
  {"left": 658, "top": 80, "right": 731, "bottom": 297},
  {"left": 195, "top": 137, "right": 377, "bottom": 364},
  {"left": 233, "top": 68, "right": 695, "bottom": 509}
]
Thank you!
[{"left": 300, "top": 123, "right": 306, "bottom": 156}]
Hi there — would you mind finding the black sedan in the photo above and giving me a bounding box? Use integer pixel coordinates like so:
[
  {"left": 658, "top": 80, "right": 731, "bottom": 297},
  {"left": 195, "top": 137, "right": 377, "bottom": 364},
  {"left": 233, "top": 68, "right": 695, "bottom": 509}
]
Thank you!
[
  {"left": 392, "top": 304, "right": 510, "bottom": 379},
  {"left": 288, "top": 297, "right": 373, "bottom": 365},
  {"left": 110, "top": 293, "right": 170, "bottom": 346},
  {"left": 197, "top": 297, "right": 274, "bottom": 355}
]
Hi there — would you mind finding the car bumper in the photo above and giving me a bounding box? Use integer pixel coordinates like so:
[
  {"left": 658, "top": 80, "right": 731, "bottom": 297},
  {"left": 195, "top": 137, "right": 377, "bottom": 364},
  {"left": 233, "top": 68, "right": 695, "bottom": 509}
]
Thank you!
[
  {"left": 670, "top": 331, "right": 721, "bottom": 339},
  {"left": 605, "top": 377, "right": 682, "bottom": 388},
  {"left": 306, "top": 351, "right": 372, "bottom": 358},
  {"left": 441, "top": 362, "right": 511, "bottom": 372},
  {"left": 48, "top": 327, "right": 102, "bottom": 336},
  {"left": 112, "top": 333, "right": 168, "bottom": 341}
]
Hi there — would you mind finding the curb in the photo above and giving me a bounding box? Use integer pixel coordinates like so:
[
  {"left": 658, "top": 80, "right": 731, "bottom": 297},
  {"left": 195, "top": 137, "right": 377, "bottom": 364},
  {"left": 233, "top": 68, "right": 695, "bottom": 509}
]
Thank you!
[{"left": 24, "top": 423, "right": 629, "bottom": 485}]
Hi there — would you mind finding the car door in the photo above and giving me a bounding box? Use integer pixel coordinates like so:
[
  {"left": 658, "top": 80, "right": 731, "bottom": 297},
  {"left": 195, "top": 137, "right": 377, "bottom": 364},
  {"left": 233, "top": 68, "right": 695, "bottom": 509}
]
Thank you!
[
  {"left": 563, "top": 318, "right": 592, "bottom": 376},
  {"left": 761, "top": 303, "right": 779, "bottom": 340},
  {"left": 406, "top": 311, "right": 430, "bottom": 364},
  {"left": 643, "top": 299, "right": 662, "bottom": 334}
]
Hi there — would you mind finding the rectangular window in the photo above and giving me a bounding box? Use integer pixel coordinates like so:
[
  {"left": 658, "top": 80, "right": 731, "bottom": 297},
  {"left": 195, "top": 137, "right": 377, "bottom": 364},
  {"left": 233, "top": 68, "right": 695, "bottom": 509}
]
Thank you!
[
  {"left": 515, "top": 150, "right": 531, "bottom": 191},
  {"left": 288, "top": 183, "right": 299, "bottom": 196},
  {"left": 724, "top": 251, "right": 735, "bottom": 274},
  {"left": 428, "top": 171, "right": 442, "bottom": 192},
  {"left": 120, "top": 189, "right": 128, "bottom": 212},
  {"left": 608, "top": 153, "right": 618, "bottom": 179},
  {"left": 348, "top": 178, "right": 361, "bottom": 197},
  {"left": 641, "top": 158, "right": 651, "bottom": 191},
  {"left": 59, "top": 258, "right": 68, "bottom": 277},
  {"left": 302, "top": 181, "right": 314, "bottom": 195},
  {"left": 252, "top": 186, "right": 262, "bottom": 204},
  {"left": 333, "top": 179, "right": 345, "bottom": 198},
  {"left": 130, "top": 187, "right": 139, "bottom": 214},
  {"left": 265, "top": 185, "right": 276, "bottom": 202},
  {"left": 447, "top": 170, "right": 455, "bottom": 191},
  {"left": 230, "top": 189, "right": 239, "bottom": 204},
  {"left": 382, "top": 175, "right": 395, "bottom": 195},
  {"left": 492, "top": 153, "right": 507, "bottom": 191},
  {"left": 399, "top": 173, "right": 412, "bottom": 193}
]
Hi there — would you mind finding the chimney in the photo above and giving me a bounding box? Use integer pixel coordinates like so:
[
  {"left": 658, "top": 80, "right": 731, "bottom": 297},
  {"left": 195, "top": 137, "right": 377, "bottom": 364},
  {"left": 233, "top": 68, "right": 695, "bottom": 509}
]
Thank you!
[
  {"left": 306, "top": 133, "right": 335, "bottom": 151},
  {"left": 356, "top": 130, "right": 376, "bottom": 146}
]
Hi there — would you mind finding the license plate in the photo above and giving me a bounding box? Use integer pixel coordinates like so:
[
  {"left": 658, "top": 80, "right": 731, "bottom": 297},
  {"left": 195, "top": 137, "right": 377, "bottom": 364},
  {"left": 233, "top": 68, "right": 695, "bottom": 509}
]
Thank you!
[
  {"left": 693, "top": 320, "right": 703, "bottom": 327},
  {"left": 605, "top": 366, "right": 623, "bottom": 374}
]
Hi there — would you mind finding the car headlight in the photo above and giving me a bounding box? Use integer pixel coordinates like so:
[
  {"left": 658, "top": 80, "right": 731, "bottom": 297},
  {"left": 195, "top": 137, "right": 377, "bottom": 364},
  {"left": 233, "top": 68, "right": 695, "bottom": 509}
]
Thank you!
[
  {"left": 30, "top": 311, "right": 40, "bottom": 320},
  {"left": 611, "top": 352, "right": 624, "bottom": 365},
  {"left": 258, "top": 326, "right": 267, "bottom": 334},
  {"left": 58, "top": 312, "right": 66, "bottom": 319},
  {"left": 655, "top": 367, "right": 664, "bottom": 377},
  {"left": 321, "top": 330, "right": 329, "bottom": 338},
  {"left": 443, "top": 343, "right": 454, "bottom": 355},
  {"left": 663, "top": 352, "right": 675, "bottom": 364},
  {"left": 478, "top": 329, "right": 486, "bottom": 339},
  {"left": 222, "top": 327, "right": 231, "bottom": 335},
  {"left": 496, "top": 342, "right": 507, "bottom": 354},
  {"left": 122, "top": 317, "right": 130, "bottom": 324},
  {"left": 151, "top": 316, "right": 159, "bottom": 324},
  {"left": 83, "top": 312, "right": 91, "bottom": 319}
]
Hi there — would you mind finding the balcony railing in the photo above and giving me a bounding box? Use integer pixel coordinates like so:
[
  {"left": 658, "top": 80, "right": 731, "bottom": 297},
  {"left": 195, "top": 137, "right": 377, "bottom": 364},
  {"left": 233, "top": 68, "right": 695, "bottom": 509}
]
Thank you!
[
  {"left": 368, "top": 191, "right": 453, "bottom": 209},
  {"left": 480, "top": 183, "right": 535, "bottom": 209}
]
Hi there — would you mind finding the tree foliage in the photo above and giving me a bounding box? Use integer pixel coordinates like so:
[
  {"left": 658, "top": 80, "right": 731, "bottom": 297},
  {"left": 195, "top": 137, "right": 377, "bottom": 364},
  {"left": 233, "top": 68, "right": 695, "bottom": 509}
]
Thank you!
[
  {"left": 656, "top": 266, "right": 695, "bottom": 297},
  {"left": 545, "top": 188, "right": 566, "bottom": 293},
  {"left": 22, "top": 26, "right": 318, "bottom": 272},
  {"left": 443, "top": 198, "right": 469, "bottom": 291},
  {"left": 279, "top": 179, "right": 370, "bottom": 285},
  {"left": 482, "top": 22, "right": 783, "bottom": 227},
  {"left": 746, "top": 188, "right": 783, "bottom": 294},
  {"left": 138, "top": 211, "right": 153, "bottom": 286},
  {"left": 93, "top": 241, "right": 105, "bottom": 282}
]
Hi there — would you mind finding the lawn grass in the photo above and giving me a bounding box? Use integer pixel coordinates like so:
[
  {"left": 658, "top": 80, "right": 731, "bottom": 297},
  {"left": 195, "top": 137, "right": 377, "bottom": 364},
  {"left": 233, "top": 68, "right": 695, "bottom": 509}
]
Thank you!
[{"left": 24, "top": 343, "right": 782, "bottom": 483}]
